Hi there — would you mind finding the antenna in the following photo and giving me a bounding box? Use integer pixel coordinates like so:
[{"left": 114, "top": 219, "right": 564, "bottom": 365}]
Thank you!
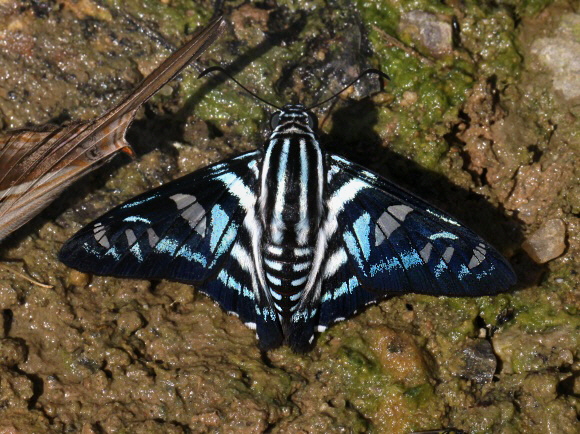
[
  {"left": 199, "top": 66, "right": 389, "bottom": 111},
  {"left": 199, "top": 66, "right": 281, "bottom": 110},
  {"left": 306, "top": 69, "right": 390, "bottom": 110}
]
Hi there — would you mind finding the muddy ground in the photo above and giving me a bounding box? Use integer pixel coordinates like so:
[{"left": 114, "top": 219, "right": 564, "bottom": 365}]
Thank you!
[{"left": 0, "top": 0, "right": 578, "bottom": 432}]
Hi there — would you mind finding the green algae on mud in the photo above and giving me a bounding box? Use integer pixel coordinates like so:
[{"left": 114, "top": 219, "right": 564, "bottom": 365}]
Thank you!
[{"left": 1, "top": 0, "right": 579, "bottom": 433}]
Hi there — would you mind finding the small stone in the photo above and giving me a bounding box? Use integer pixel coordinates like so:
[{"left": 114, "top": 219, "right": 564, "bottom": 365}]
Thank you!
[
  {"left": 462, "top": 339, "right": 497, "bottom": 383},
  {"left": 117, "top": 311, "right": 145, "bottom": 335},
  {"left": 400, "top": 91, "right": 418, "bottom": 108},
  {"left": 158, "top": 84, "right": 174, "bottom": 97},
  {"left": 399, "top": 11, "right": 453, "bottom": 57},
  {"left": 531, "top": 14, "right": 580, "bottom": 100},
  {"left": 522, "top": 219, "right": 567, "bottom": 264},
  {"left": 105, "top": 347, "right": 132, "bottom": 368},
  {"left": 67, "top": 269, "right": 91, "bottom": 287}
]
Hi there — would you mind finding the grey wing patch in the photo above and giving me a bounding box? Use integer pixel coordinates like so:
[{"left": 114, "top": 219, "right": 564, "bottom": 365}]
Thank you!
[
  {"left": 468, "top": 243, "right": 487, "bottom": 269},
  {"left": 443, "top": 246, "right": 454, "bottom": 264},
  {"left": 375, "top": 212, "right": 399, "bottom": 245},
  {"left": 93, "top": 222, "right": 110, "bottom": 249},
  {"left": 375, "top": 205, "right": 414, "bottom": 246},
  {"left": 387, "top": 204, "right": 413, "bottom": 221},
  {"left": 170, "top": 193, "right": 196, "bottom": 209},
  {"left": 147, "top": 228, "right": 159, "bottom": 248},
  {"left": 170, "top": 193, "right": 206, "bottom": 236},
  {"left": 419, "top": 242, "right": 433, "bottom": 263},
  {"left": 125, "top": 229, "right": 137, "bottom": 246}
]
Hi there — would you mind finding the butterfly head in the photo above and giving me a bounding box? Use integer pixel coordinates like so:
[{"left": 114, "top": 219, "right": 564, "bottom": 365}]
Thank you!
[{"left": 270, "top": 104, "right": 318, "bottom": 132}]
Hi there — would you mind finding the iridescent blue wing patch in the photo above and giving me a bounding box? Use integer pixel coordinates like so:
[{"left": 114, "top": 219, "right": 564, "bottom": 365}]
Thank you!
[{"left": 316, "top": 154, "right": 516, "bottom": 325}]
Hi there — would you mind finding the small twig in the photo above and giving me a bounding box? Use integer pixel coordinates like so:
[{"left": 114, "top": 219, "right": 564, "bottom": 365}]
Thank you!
[
  {"left": 372, "top": 25, "right": 434, "bottom": 66},
  {"left": 0, "top": 263, "right": 53, "bottom": 288}
]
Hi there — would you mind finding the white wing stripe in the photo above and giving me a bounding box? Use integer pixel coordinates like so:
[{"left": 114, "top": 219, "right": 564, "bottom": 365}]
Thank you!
[{"left": 323, "top": 247, "right": 347, "bottom": 279}]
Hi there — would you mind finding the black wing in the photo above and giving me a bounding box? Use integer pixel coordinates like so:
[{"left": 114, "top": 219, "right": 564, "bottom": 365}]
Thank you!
[
  {"left": 60, "top": 150, "right": 285, "bottom": 348},
  {"left": 314, "top": 154, "right": 516, "bottom": 330}
]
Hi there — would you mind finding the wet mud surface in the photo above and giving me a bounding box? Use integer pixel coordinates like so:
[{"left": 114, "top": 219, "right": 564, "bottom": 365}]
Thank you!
[{"left": 0, "top": 0, "right": 578, "bottom": 432}]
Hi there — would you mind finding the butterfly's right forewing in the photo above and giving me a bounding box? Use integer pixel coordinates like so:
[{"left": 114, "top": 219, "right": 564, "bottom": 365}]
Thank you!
[{"left": 311, "top": 154, "right": 516, "bottom": 333}]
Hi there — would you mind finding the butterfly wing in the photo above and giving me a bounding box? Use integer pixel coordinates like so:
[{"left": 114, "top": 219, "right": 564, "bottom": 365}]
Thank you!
[
  {"left": 60, "top": 150, "right": 283, "bottom": 345},
  {"left": 314, "top": 154, "right": 516, "bottom": 329},
  {"left": 0, "top": 17, "right": 225, "bottom": 243},
  {"left": 0, "top": 119, "right": 134, "bottom": 242},
  {"left": 60, "top": 151, "right": 258, "bottom": 280}
]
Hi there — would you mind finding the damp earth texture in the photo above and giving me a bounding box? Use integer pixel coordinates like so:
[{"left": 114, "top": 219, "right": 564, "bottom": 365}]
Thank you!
[{"left": 0, "top": 0, "right": 578, "bottom": 432}]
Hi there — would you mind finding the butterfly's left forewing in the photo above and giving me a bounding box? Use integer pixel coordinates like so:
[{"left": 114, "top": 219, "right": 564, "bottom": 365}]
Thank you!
[
  {"left": 62, "top": 152, "right": 264, "bottom": 312},
  {"left": 61, "top": 149, "right": 285, "bottom": 348},
  {"left": 315, "top": 154, "right": 516, "bottom": 329},
  {"left": 60, "top": 151, "right": 260, "bottom": 280}
]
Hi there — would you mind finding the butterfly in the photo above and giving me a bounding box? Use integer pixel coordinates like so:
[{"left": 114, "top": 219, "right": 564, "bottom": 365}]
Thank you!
[
  {"left": 59, "top": 100, "right": 516, "bottom": 352},
  {"left": 0, "top": 16, "right": 224, "bottom": 243}
]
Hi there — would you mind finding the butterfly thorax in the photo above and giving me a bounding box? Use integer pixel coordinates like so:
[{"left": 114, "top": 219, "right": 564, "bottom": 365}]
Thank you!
[{"left": 257, "top": 105, "right": 324, "bottom": 317}]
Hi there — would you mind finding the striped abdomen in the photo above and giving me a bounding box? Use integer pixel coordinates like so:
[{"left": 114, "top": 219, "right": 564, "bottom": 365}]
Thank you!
[
  {"left": 262, "top": 243, "right": 314, "bottom": 315},
  {"left": 258, "top": 110, "right": 324, "bottom": 319}
]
